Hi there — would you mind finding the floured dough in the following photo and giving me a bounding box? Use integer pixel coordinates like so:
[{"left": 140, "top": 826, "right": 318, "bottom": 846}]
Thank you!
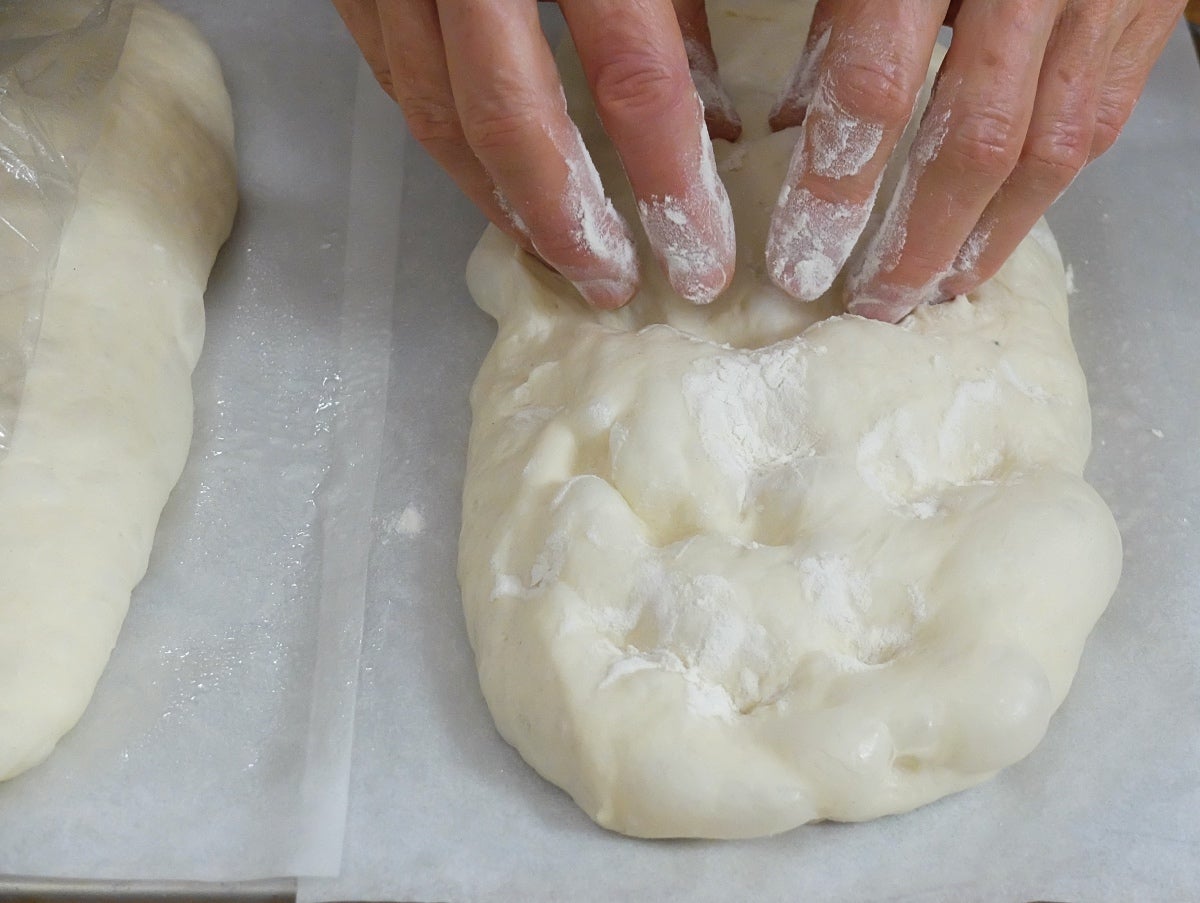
[
  {"left": 0, "top": 3, "right": 236, "bottom": 780},
  {"left": 459, "top": 0, "right": 1122, "bottom": 838}
]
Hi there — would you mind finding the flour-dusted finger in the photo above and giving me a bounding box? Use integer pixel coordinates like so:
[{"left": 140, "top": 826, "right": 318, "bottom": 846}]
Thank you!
[
  {"left": 847, "top": 1, "right": 1061, "bottom": 323},
  {"left": 1090, "top": 0, "right": 1184, "bottom": 159},
  {"left": 436, "top": 0, "right": 639, "bottom": 309},
  {"left": 332, "top": 0, "right": 394, "bottom": 98},
  {"left": 672, "top": 0, "right": 743, "bottom": 142},
  {"left": 561, "top": 0, "right": 735, "bottom": 305},
  {"left": 375, "top": 0, "right": 529, "bottom": 250},
  {"left": 767, "top": 0, "right": 837, "bottom": 132},
  {"left": 766, "top": 2, "right": 944, "bottom": 301},
  {"left": 939, "top": 2, "right": 1120, "bottom": 298}
]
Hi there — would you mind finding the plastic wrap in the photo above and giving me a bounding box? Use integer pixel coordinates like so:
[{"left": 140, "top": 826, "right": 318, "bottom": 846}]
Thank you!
[{"left": 0, "top": 0, "right": 130, "bottom": 452}]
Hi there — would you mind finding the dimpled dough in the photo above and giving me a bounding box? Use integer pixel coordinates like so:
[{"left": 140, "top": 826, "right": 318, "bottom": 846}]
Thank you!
[
  {"left": 459, "top": 0, "right": 1122, "bottom": 838},
  {"left": 0, "top": 4, "right": 236, "bottom": 780}
]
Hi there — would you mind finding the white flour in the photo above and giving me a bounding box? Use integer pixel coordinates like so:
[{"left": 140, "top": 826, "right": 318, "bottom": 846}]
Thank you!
[
  {"left": 636, "top": 100, "right": 735, "bottom": 305},
  {"left": 769, "top": 25, "right": 831, "bottom": 125},
  {"left": 805, "top": 78, "right": 885, "bottom": 181},
  {"left": 848, "top": 96, "right": 952, "bottom": 317},
  {"left": 549, "top": 114, "right": 640, "bottom": 303},
  {"left": 381, "top": 504, "right": 425, "bottom": 539},
  {"left": 682, "top": 342, "right": 812, "bottom": 503},
  {"left": 684, "top": 36, "right": 740, "bottom": 134},
  {"left": 767, "top": 182, "right": 877, "bottom": 300},
  {"left": 459, "top": 0, "right": 1121, "bottom": 838}
]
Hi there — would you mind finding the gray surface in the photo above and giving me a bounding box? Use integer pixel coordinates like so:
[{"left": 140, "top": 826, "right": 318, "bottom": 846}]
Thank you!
[{"left": 0, "top": 878, "right": 294, "bottom": 902}]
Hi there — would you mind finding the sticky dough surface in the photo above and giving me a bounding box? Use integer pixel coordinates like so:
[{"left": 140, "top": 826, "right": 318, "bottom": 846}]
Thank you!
[
  {"left": 458, "top": 0, "right": 1121, "bottom": 838},
  {"left": 0, "top": 3, "right": 236, "bottom": 780}
]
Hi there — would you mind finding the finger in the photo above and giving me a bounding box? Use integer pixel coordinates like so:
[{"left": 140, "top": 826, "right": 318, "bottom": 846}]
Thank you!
[
  {"left": 766, "top": 2, "right": 945, "bottom": 301},
  {"left": 560, "top": 0, "right": 736, "bottom": 304},
  {"left": 436, "top": 0, "right": 640, "bottom": 309},
  {"left": 1090, "top": 0, "right": 1184, "bottom": 160},
  {"left": 671, "top": 0, "right": 743, "bottom": 142},
  {"left": 939, "top": 3, "right": 1117, "bottom": 297},
  {"left": 332, "top": 0, "right": 394, "bottom": 99},
  {"left": 375, "top": 0, "right": 532, "bottom": 252},
  {"left": 767, "top": 0, "right": 838, "bottom": 132},
  {"left": 847, "top": 2, "right": 1061, "bottom": 322}
]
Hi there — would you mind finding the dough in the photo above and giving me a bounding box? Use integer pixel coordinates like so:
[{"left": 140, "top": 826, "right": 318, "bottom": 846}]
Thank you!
[
  {"left": 0, "top": 3, "right": 236, "bottom": 781},
  {"left": 459, "top": 0, "right": 1122, "bottom": 838}
]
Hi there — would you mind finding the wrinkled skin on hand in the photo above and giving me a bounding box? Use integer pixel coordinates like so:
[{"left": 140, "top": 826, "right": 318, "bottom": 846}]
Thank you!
[{"left": 335, "top": 0, "right": 1185, "bottom": 321}]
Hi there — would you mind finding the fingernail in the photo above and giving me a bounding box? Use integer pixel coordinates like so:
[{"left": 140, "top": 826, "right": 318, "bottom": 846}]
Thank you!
[{"left": 768, "top": 25, "right": 831, "bottom": 132}]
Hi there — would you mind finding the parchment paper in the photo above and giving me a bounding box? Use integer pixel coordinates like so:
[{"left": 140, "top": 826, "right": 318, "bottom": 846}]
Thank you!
[
  {"left": 299, "top": 21, "right": 1200, "bottom": 903},
  {"left": 0, "top": 0, "right": 399, "bottom": 881}
]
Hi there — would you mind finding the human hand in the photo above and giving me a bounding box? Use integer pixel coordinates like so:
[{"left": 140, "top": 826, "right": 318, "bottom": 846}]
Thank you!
[
  {"left": 333, "top": 0, "right": 744, "bottom": 308},
  {"left": 765, "top": 0, "right": 1186, "bottom": 322}
]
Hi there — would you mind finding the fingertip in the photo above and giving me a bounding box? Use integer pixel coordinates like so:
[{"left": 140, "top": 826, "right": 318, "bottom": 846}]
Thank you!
[
  {"left": 845, "top": 293, "right": 913, "bottom": 323},
  {"left": 767, "top": 104, "right": 807, "bottom": 134},
  {"left": 641, "top": 198, "right": 735, "bottom": 305},
  {"left": 846, "top": 272, "right": 956, "bottom": 322},
  {"left": 644, "top": 204, "right": 736, "bottom": 306},
  {"left": 937, "top": 270, "right": 982, "bottom": 301},
  {"left": 767, "top": 182, "right": 874, "bottom": 303},
  {"left": 705, "top": 107, "right": 743, "bottom": 143},
  {"left": 679, "top": 256, "right": 735, "bottom": 305},
  {"left": 769, "top": 22, "right": 831, "bottom": 134},
  {"left": 678, "top": 13, "right": 743, "bottom": 143},
  {"left": 634, "top": 97, "right": 737, "bottom": 306},
  {"left": 768, "top": 250, "right": 835, "bottom": 302}
]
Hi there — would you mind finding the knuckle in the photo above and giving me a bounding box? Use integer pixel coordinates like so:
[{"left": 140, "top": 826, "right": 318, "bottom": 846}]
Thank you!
[
  {"left": 460, "top": 97, "right": 542, "bottom": 155},
  {"left": 1021, "top": 119, "right": 1091, "bottom": 188},
  {"left": 531, "top": 228, "right": 591, "bottom": 266},
  {"left": 828, "top": 57, "right": 917, "bottom": 128},
  {"left": 369, "top": 63, "right": 396, "bottom": 101},
  {"left": 398, "top": 91, "right": 461, "bottom": 148},
  {"left": 1091, "top": 96, "right": 1134, "bottom": 158},
  {"left": 945, "top": 102, "right": 1024, "bottom": 178},
  {"left": 591, "top": 50, "right": 692, "bottom": 123},
  {"left": 1089, "top": 119, "right": 1122, "bottom": 159}
]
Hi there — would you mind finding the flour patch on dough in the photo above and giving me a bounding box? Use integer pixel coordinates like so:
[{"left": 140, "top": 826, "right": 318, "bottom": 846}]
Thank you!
[{"left": 458, "top": 0, "right": 1122, "bottom": 839}]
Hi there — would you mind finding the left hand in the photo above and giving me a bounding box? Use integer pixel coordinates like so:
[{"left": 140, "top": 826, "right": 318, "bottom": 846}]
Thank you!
[{"left": 765, "top": 0, "right": 1187, "bottom": 322}]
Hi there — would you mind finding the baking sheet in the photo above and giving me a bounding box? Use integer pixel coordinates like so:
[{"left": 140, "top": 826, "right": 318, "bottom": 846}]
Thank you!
[
  {"left": 0, "top": 0, "right": 398, "bottom": 881},
  {"left": 299, "top": 20, "right": 1200, "bottom": 903}
]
